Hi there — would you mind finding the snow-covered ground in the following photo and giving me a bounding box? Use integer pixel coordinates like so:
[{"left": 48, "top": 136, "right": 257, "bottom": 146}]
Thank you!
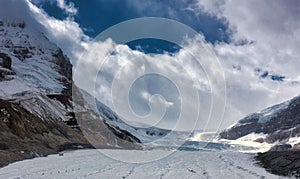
[{"left": 0, "top": 149, "right": 285, "bottom": 178}]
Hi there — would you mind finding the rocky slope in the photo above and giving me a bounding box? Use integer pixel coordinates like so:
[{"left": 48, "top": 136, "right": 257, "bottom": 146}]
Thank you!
[
  {"left": 219, "top": 95, "right": 300, "bottom": 144},
  {"left": 0, "top": 97, "right": 91, "bottom": 167},
  {"left": 0, "top": 20, "right": 140, "bottom": 167}
]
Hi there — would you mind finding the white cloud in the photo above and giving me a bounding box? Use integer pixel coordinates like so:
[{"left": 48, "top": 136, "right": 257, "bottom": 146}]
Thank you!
[
  {"left": 26, "top": 0, "right": 89, "bottom": 65},
  {"left": 193, "top": 0, "right": 300, "bottom": 128},
  {"left": 56, "top": 0, "right": 77, "bottom": 16},
  {"left": 76, "top": 40, "right": 211, "bottom": 130},
  {"left": 140, "top": 90, "right": 151, "bottom": 100}
]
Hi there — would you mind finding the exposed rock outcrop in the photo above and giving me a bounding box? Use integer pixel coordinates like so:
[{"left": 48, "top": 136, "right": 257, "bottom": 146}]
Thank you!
[
  {"left": 0, "top": 52, "right": 12, "bottom": 69},
  {"left": 269, "top": 144, "right": 292, "bottom": 151},
  {"left": 256, "top": 151, "right": 300, "bottom": 177}
]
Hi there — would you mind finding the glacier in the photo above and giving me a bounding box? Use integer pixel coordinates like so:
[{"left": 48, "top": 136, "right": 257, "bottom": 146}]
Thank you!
[{"left": 0, "top": 149, "right": 284, "bottom": 179}]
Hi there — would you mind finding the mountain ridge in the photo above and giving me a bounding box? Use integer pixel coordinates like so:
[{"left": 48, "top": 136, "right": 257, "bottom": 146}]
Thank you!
[
  {"left": 220, "top": 95, "right": 300, "bottom": 144},
  {"left": 0, "top": 19, "right": 141, "bottom": 167}
]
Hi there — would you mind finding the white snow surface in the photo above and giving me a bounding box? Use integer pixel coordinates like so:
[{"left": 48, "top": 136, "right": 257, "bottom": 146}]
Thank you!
[{"left": 0, "top": 149, "right": 285, "bottom": 179}]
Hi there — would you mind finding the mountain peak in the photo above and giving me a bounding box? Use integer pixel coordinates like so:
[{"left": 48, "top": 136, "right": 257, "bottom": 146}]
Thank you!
[{"left": 0, "top": 19, "right": 72, "bottom": 98}]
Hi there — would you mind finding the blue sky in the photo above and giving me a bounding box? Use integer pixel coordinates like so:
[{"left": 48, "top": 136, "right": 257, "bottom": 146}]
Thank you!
[
  {"left": 35, "top": 0, "right": 230, "bottom": 53},
  {"left": 43, "top": 0, "right": 229, "bottom": 41}
]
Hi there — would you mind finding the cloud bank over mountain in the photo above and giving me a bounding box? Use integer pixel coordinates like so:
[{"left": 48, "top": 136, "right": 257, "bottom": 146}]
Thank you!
[{"left": 2, "top": 0, "right": 299, "bottom": 131}]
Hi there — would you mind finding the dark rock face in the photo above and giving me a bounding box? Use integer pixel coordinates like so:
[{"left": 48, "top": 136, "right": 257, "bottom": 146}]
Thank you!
[
  {"left": 220, "top": 96, "right": 300, "bottom": 140},
  {"left": 104, "top": 123, "right": 142, "bottom": 143},
  {"left": 264, "top": 125, "right": 300, "bottom": 143},
  {"left": 0, "top": 52, "right": 12, "bottom": 69},
  {"left": 13, "top": 46, "right": 32, "bottom": 61},
  {"left": 220, "top": 118, "right": 260, "bottom": 140},
  {"left": 256, "top": 151, "right": 300, "bottom": 177},
  {"left": 0, "top": 52, "right": 15, "bottom": 81},
  {"left": 269, "top": 144, "right": 292, "bottom": 151},
  {"left": 53, "top": 49, "right": 73, "bottom": 99}
]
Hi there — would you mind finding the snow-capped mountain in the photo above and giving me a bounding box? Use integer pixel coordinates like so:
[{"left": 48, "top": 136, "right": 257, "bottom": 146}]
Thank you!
[
  {"left": 0, "top": 19, "right": 141, "bottom": 167},
  {"left": 219, "top": 95, "right": 300, "bottom": 147},
  {"left": 0, "top": 20, "right": 72, "bottom": 97}
]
